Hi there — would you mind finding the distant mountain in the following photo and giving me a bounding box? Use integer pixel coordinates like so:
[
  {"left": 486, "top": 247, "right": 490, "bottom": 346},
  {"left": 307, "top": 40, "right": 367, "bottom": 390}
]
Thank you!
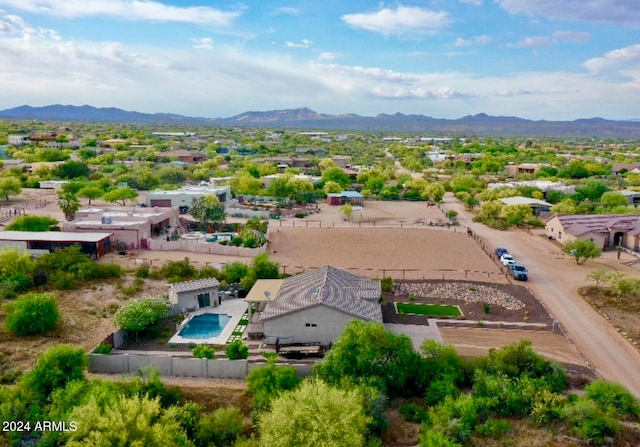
[
  {"left": 2, "top": 104, "right": 640, "bottom": 137},
  {"left": 0, "top": 104, "right": 210, "bottom": 124}
]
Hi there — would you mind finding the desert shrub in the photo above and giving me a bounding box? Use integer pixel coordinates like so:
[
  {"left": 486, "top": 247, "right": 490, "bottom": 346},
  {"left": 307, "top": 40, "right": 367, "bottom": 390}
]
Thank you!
[
  {"left": 226, "top": 340, "right": 249, "bottom": 360},
  {"left": 419, "top": 430, "right": 461, "bottom": 447},
  {"left": 380, "top": 277, "right": 393, "bottom": 293},
  {"left": 5, "top": 292, "right": 60, "bottom": 336},
  {"left": 584, "top": 380, "right": 640, "bottom": 419},
  {"left": 159, "top": 260, "right": 197, "bottom": 283},
  {"left": 24, "top": 344, "right": 88, "bottom": 401},
  {"left": 246, "top": 361, "right": 301, "bottom": 414},
  {"left": 94, "top": 342, "right": 113, "bottom": 355},
  {"left": 400, "top": 403, "right": 429, "bottom": 423},
  {"left": 114, "top": 296, "right": 170, "bottom": 339},
  {"left": 196, "top": 406, "right": 244, "bottom": 447},
  {"left": 530, "top": 389, "right": 567, "bottom": 424},
  {"left": 192, "top": 344, "right": 216, "bottom": 359},
  {"left": 425, "top": 377, "right": 460, "bottom": 407},
  {"left": 563, "top": 398, "right": 621, "bottom": 445},
  {"left": 6, "top": 215, "right": 58, "bottom": 231},
  {"left": 73, "top": 262, "right": 123, "bottom": 281},
  {"left": 135, "top": 264, "right": 150, "bottom": 278},
  {"left": 474, "top": 418, "right": 511, "bottom": 438},
  {"left": 232, "top": 236, "right": 243, "bottom": 246},
  {"left": 51, "top": 271, "right": 77, "bottom": 290}
]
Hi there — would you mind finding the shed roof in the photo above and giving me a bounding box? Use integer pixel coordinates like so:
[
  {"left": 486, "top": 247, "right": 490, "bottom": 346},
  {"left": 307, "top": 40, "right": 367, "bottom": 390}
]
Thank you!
[
  {"left": 498, "top": 196, "right": 552, "bottom": 207},
  {"left": 170, "top": 277, "right": 221, "bottom": 293},
  {"left": 260, "top": 266, "right": 382, "bottom": 322},
  {"left": 0, "top": 231, "right": 112, "bottom": 243}
]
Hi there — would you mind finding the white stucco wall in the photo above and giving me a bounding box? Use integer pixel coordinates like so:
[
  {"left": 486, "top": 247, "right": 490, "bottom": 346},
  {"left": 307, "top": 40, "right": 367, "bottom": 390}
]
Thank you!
[{"left": 263, "top": 304, "right": 373, "bottom": 345}]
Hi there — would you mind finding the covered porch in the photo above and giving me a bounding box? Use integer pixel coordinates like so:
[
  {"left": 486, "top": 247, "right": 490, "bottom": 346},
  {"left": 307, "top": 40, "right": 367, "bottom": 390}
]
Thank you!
[{"left": 243, "top": 278, "right": 284, "bottom": 339}]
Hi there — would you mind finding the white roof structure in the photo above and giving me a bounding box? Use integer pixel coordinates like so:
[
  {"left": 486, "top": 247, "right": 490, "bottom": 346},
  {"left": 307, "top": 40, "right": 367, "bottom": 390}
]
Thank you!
[
  {"left": 170, "top": 277, "right": 221, "bottom": 294},
  {"left": 498, "top": 196, "right": 552, "bottom": 207},
  {"left": 0, "top": 231, "right": 112, "bottom": 243}
]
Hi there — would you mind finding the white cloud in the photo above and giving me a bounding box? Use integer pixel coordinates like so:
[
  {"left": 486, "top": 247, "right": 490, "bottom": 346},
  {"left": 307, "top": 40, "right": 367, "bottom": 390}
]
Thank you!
[
  {"left": 455, "top": 35, "right": 492, "bottom": 46},
  {"left": 317, "top": 52, "right": 335, "bottom": 61},
  {"left": 317, "top": 63, "right": 419, "bottom": 83},
  {"left": 495, "top": 0, "right": 640, "bottom": 26},
  {"left": 0, "top": 0, "right": 243, "bottom": 26},
  {"left": 285, "top": 39, "right": 312, "bottom": 48},
  {"left": 341, "top": 6, "right": 450, "bottom": 36},
  {"left": 191, "top": 37, "right": 213, "bottom": 50},
  {"left": 585, "top": 44, "right": 640, "bottom": 81},
  {"left": 553, "top": 31, "right": 591, "bottom": 43},
  {"left": 507, "top": 36, "right": 555, "bottom": 49}
]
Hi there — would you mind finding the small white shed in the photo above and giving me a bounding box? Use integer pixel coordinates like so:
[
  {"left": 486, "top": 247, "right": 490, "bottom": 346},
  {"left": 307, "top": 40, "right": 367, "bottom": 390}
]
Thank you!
[{"left": 169, "top": 277, "right": 221, "bottom": 315}]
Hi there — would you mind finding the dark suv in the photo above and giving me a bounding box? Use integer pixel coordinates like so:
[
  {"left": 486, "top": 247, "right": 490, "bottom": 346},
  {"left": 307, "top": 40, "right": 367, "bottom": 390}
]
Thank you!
[{"left": 508, "top": 263, "right": 528, "bottom": 281}]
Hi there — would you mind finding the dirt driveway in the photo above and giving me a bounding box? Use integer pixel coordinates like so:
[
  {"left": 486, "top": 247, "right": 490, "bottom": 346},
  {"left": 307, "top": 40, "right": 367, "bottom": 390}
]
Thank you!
[{"left": 443, "top": 193, "right": 640, "bottom": 396}]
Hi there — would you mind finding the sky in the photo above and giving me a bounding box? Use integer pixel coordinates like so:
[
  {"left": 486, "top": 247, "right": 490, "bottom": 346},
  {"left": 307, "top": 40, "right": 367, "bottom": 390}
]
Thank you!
[{"left": 0, "top": 0, "right": 639, "bottom": 121}]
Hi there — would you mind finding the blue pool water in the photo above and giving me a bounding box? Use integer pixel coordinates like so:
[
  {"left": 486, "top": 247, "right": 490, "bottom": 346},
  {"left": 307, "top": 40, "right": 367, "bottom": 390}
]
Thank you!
[{"left": 179, "top": 313, "right": 231, "bottom": 339}]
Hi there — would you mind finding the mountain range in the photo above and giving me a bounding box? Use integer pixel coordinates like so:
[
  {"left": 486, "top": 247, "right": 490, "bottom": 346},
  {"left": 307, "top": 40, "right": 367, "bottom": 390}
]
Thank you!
[{"left": 2, "top": 104, "right": 640, "bottom": 137}]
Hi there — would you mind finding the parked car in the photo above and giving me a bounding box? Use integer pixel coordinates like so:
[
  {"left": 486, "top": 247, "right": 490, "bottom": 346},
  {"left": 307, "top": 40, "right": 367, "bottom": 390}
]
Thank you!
[
  {"left": 500, "top": 254, "right": 515, "bottom": 266},
  {"left": 495, "top": 247, "right": 509, "bottom": 257},
  {"left": 508, "top": 263, "right": 528, "bottom": 281}
]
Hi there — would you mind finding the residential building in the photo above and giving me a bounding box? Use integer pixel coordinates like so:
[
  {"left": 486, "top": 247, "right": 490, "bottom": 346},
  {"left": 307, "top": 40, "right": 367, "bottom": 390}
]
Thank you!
[
  {"left": 498, "top": 196, "right": 553, "bottom": 215},
  {"left": 146, "top": 184, "right": 232, "bottom": 209},
  {"left": 505, "top": 163, "right": 546, "bottom": 177},
  {"left": 545, "top": 214, "right": 640, "bottom": 250},
  {"left": 327, "top": 191, "right": 364, "bottom": 207},
  {"left": 245, "top": 266, "right": 382, "bottom": 345},
  {"left": 155, "top": 150, "right": 206, "bottom": 164},
  {"left": 0, "top": 231, "right": 112, "bottom": 258}
]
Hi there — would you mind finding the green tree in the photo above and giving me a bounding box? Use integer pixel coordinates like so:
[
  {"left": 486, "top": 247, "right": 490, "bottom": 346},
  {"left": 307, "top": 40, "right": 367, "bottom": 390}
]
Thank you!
[
  {"left": 605, "top": 271, "right": 640, "bottom": 298},
  {"left": 25, "top": 344, "right": 88, "bottom": 401},
  {"left": 323, "top": 180, "right": 342, "bottom": 194},
  {"left": 551, "top": 198, "right": 577, "bottom": 214},
  {"left": 0, "top": 245, "right": 35, "bottom": 277},
  {"left": 247, "top": 359, "right": 301, "bottom": 413},
  {"left": 258, "top": 379, "right": 369, "bottom": 447},
  {"left": 77, "top": 185, "right": 103, "bottom": 205},
  {"left": 6, "top": 215, "right": 58, "bottom": 231},
  {"left": 584, "top": 380, "right": 640, "bottom": 418},
  {"left": 322, "top": 166, "right": 351, "bottom": 189},
  {"left": 190, "top": 195, "right": 226, "bottom": 231},
  {"left": 480, "top": 200, "right": 503, "bottom": 220},
  {"left": 426, "top": 182, "right": 446, "bottom": 203},
  {"left": 66, "top": 395, "right": 192, "bottom": 447},
  {"left": 5, "top": 292, "right": 60, "bottom": 336},
  {"left": 313, "top": 320, "right": 422, "bottom": 397},
  {"left": 577, "top": 179, "right": 608, "bottom": 201},
  {"left": 600, "top": 191, "right": 628, "bottom": 208},
  {"left": 57, "top": 191, "right": 81, "bottom": 221},
  {"left": 196, "top": 406, "right": 244, "bottom": 447},
  {"left": 0, "top": 177, "right": 21, "bottom": 201},
  {"left": 340, "top": 203, "right": 353, "bottom": 222},
  {"left": 562, "top": 239, "right": 602, "bottom": 265},
  {"left": 502, "top": 204, "right": 533, "bottom": 226},
  {"left": 114, "top": 295, "right": 170, "bottom": 340},
  {"left": 53, "top": 161, "right": 91, "bottom": 179},
  {"left": 225, "top": 340, "right": 249, "bottom": 360},
  {"left": 103, "top": 186, "right": 138, "bottom": 206}
]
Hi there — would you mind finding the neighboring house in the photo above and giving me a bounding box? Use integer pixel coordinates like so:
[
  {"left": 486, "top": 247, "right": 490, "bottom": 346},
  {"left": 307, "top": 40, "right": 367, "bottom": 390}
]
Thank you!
[
  {"left": 618, "top": 190, "right": 640, "bottom": 206},
  {"left": 63, "top": 206, "right": 179, "bottom": 250},
  {"left": 8, "top": 135, "right": 30, "bottom": 146},
  {"left": 545, "top": 214, "right": 640, "bottom": 250},
  {"left": 487, "top": 180, "right": 576, "bottom": 196},
  {"left": 155, "top": 150, "right": 206, "bottom": 164},
  {"left": 146, "top": 184, "right": 232, "bottom": 208},
  {"left": 246, "top": 266, "right": 382, "bottom": 345},
  {"left": 169, "top": 277, "right": 221, "bottom": 315},
  {"left": 505, "top": 163, "right": 545, "bottom": 177},
  {"left": 612, "top": 163, "right": 640, "bottom": 175},
  {"left": 0, "top": 231, "right": 112, "bottom": 258},
  {"left": 295, "top": 147, "right": 328, "bottom": 157},
  {"left": 327, "top": 191, "right": 363, "bottom": 207}
]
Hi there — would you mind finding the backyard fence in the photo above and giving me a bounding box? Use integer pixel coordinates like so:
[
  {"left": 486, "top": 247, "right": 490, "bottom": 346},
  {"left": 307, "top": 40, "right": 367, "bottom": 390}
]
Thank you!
[
  {"left": 279, "top": 265, "right": 508, "bottom": 284},
  {"left": 88, "top": 353, "right": 313, "bottom": 379},
  {"left": 146, "top": 239, "right": 266, "bottom": 256},
  {"left": 274, "top": 218, "right": 458, "bottom": 230}
]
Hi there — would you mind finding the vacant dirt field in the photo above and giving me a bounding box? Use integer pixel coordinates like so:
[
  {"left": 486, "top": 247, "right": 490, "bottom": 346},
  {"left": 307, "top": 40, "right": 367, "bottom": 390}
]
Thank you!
[{"left": 269, "top": 227, "right": 500, "bottom": 280}]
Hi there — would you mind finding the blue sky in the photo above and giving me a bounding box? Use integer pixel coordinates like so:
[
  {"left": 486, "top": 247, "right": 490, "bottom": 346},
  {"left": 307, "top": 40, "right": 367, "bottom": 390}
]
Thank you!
[{"left": 0, "top": 0, "right": 638, "bottom": 120}]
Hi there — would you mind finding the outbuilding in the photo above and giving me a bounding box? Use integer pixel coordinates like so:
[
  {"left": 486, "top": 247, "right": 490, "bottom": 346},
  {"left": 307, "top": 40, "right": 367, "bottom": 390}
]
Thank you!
[{"left": 168, "top": 277, "right": 222, "bottom": 315}]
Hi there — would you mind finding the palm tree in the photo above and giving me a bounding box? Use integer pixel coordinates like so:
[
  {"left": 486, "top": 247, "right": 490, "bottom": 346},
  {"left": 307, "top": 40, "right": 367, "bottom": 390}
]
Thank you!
[{"left": 58, "top": 191, "right": 81, "bottom": 221}]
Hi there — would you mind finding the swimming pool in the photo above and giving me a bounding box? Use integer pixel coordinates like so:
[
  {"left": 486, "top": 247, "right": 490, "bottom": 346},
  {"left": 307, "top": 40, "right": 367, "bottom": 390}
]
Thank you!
[{"left": 179, "top": 313, "right": 232, "bottom": 339}]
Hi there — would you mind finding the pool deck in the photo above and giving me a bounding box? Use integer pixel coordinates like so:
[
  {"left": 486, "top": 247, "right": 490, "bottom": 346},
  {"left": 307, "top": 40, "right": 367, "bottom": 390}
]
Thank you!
[{"left": 168, "top": 298, "right": 247, "bottom": 345}]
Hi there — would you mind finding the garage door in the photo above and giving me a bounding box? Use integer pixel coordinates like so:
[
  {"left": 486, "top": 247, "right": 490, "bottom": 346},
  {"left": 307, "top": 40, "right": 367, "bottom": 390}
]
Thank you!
[{"left": 150, "top": 199, "right": 172, "bottom": 207}]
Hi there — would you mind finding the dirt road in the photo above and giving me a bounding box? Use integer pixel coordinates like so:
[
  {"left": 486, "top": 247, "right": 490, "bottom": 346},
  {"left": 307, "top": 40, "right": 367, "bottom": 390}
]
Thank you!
[{"left": 443, "top": 193, "right": 640, "bottom": 396}]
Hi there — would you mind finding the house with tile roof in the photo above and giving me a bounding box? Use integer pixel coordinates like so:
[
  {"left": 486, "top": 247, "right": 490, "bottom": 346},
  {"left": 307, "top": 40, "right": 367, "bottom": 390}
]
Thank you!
[
  {"left": 545, "top": 214, "right": 640, "bottom": 250},
  {"left": 246, "top": 266, "right": 382, "bottom": 345},
  {"left": 169, "top": 277, "right": 221, "bottom": 315}
]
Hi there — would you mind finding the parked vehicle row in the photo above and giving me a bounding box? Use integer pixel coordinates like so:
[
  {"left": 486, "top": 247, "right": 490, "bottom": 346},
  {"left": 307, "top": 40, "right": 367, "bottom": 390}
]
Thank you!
[{"left": 495, "top": 247, "right": 528, "bottom": 281}]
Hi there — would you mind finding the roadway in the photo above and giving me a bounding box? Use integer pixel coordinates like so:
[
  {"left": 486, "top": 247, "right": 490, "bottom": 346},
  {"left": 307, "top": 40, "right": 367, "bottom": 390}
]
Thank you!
[{"left": 443, "top": 193, "right": 640, "bottom": 396}]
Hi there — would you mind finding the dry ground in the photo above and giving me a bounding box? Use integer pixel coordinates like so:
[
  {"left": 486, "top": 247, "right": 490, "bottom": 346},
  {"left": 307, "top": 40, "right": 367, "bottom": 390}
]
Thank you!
[{"left": 0, "top": 277, "right": 169, "bottom": 371}]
